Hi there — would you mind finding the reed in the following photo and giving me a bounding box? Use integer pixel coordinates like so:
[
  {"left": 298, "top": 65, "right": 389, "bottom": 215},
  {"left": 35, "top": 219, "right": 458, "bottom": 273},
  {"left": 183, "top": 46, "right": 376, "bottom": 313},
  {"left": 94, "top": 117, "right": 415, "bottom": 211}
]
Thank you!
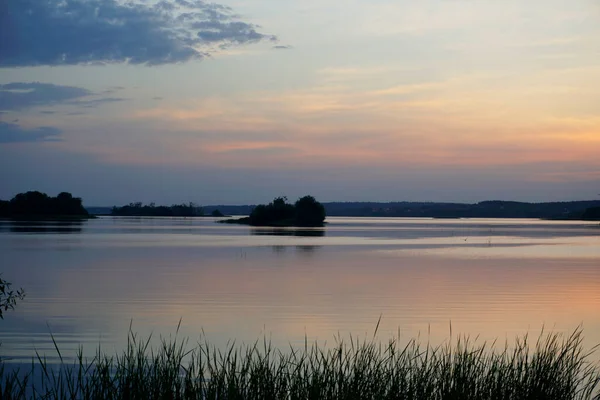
[{"left": 1, "top": 325, "right": 599, "bottom": 399}]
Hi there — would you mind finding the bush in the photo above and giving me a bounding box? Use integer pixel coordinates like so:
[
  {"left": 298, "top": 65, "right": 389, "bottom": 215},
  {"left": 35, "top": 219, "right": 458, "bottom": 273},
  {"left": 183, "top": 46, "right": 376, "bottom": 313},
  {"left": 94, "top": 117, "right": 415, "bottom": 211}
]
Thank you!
[
  {"left": 0, "top": 191, "right": 88, "bottom": 218},
  {"left": 0, "top": 276, "right": 24, "bottom": 320},
  {"left": 247, "top": 196, "right": 325, "bottom": 227}
]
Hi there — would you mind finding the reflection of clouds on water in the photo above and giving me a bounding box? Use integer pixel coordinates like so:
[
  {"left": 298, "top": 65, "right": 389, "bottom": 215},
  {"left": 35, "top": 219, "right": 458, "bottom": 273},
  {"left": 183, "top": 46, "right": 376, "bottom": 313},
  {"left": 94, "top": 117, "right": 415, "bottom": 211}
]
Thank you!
[
  {"left": 1, "top": 216, "right": 600, "bottom": 367},
  {"left": 0, "top": 220, "right": 85, "bottom": 234},
  {"left": 377, "top": 236, "right": 600, "bottom": 259},
  {"left": 0, "top": 314, "right": 90, "bottom": 364}
]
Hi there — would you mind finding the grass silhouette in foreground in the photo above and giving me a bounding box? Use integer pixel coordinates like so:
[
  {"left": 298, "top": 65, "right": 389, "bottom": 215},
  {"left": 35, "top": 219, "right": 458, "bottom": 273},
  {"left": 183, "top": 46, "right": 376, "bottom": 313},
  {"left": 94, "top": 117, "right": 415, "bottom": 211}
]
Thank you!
[{"left": 1, "top": 325, "right": 599, "bottom": 399}]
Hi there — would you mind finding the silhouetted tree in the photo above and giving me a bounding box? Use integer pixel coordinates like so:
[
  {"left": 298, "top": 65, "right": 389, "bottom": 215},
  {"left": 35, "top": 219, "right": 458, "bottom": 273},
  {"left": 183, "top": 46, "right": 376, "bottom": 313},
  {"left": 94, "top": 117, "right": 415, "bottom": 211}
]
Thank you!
[
  {"left": 249, "top": 197, "right": 295, "bottom": 226},
  {"left": 271, "top": 197, "right": 295, "bottom": 222},
  {"left": 245, "top": 196, "right": 325, "bottom": 227},
  {"left": 295, "top": 195, "right": 326, "bottom": 226},
  {"left": 0, "top": 191, "right": 88, "bottom": 217},
  {"left": 0, "top": 200, "right": 9, "bottom": 217}
]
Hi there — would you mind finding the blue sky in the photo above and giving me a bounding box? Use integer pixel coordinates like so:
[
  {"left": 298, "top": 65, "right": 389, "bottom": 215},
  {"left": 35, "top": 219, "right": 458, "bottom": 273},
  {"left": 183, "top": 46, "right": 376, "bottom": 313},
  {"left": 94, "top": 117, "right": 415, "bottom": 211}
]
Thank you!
[{"left": 1, "top": 0, "right": 599, "bottom": 205}]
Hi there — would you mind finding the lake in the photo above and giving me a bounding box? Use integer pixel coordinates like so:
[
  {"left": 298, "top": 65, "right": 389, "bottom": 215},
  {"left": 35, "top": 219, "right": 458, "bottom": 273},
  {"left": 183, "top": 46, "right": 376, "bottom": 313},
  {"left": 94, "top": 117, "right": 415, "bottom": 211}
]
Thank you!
[{"left": 1, "top": 216, "right": 600, "bottom": 364}]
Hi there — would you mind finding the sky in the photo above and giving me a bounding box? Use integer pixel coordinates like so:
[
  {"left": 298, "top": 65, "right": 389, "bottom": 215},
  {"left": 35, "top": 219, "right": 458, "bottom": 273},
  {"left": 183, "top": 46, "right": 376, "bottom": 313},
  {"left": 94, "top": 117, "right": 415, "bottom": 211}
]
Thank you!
[{"left": 1, "top": 0, "right": 599, "bottom": 206}]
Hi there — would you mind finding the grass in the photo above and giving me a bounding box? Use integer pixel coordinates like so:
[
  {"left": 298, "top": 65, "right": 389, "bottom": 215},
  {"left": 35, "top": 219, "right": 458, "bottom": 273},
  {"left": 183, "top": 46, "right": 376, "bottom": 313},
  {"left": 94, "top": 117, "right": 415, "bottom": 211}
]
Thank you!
[{"left": 1, "top": 325, "right": 599, "bottom": 399}]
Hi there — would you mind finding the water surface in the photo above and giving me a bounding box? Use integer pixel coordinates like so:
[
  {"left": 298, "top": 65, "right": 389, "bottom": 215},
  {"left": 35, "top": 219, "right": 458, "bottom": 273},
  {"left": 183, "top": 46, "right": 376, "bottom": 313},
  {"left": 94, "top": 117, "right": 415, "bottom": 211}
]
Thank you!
[{"left": 1, "top": 216, "right": 599, "bottom": 363}]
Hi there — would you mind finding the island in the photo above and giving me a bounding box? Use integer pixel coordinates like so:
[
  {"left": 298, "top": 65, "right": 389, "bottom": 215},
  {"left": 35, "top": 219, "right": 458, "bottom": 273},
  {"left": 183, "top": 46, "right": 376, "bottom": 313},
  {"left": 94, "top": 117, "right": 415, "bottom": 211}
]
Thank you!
[
  {"left": 0, "top": 191, "right": 90, "bottom": 219},
  {"left": 221, "top": 196, "right": 326, "bottom": 227}
]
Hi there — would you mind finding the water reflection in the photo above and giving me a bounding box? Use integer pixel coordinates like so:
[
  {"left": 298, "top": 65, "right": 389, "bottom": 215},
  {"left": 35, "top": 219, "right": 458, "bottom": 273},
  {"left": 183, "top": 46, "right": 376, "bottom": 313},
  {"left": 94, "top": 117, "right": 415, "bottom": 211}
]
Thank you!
[
  {"left": 249, "top": 228, "right": 324, "bottom": 254},
  {"left": 1, "top": 217, "right": 600, "bottom": 366},
  {"left": 296, "top": 245, "right": 319, "bottom": 254},
  {"left": 0, "top": 219, "right": 84, "bottom": 234},
  {"left": 251, "top": 228, "right": 325, "bottom": 237},
  {"left": 272, "top": 245, "right": 287, "bottom": 254},
  {"left": 270, "top": 244, "right": 320, "bottom": 255}
]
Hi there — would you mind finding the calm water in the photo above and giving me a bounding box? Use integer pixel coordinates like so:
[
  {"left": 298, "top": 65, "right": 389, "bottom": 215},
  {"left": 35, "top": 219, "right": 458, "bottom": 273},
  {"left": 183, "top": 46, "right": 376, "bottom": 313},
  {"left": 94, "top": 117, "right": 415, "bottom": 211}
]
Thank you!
[{"left": 1, "top": 216, "right": 600, "bottom": 364}]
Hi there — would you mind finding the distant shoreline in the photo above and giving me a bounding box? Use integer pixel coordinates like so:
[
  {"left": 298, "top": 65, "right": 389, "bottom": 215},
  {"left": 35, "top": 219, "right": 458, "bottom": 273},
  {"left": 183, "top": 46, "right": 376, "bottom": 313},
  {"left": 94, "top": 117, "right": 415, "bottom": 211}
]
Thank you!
[{"left": 88, "top": 199, "right": 600, "bottom": 220}]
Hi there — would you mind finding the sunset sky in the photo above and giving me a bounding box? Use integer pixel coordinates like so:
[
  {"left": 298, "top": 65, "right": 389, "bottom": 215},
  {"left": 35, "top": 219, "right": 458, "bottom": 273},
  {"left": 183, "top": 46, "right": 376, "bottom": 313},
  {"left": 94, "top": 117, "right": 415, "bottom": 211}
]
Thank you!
[{"left": 1, "top": 0, "right": 599, "bottom": 205}]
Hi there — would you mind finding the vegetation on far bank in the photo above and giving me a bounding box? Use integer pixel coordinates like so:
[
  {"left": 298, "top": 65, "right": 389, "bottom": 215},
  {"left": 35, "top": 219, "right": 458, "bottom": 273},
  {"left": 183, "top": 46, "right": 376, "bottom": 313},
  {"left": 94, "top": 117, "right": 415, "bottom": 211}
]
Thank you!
[
  {"left": 321, "top": 200, "right": 600, "bottom": 219},
  {"left": 1, "top": 326, "right": 599, "bottom": 399},
  {"left": 582, "top": 207, "right": 600, "bottom": 221},
  {"left": 0, "top": 191, "right": 90, "bottom": 219},
  {"left": 111, "top": 202, "right": 204, "bottom": 217},
  {"left": 96, "top": 200, "right": 600, "bottom": 220},
  {"left": 222, "top": 196, "right": 326, "bottom": 227},
  {"left": 110, "top": 202, "right": 227, "bottom": 217}
]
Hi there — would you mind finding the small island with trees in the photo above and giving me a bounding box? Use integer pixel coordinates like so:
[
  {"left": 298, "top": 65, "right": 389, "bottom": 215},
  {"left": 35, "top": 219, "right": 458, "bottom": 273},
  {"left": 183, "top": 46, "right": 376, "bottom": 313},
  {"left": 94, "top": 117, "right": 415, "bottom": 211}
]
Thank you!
[
  {"left": 221, "top": 196, "right": 326, "bottom": 227},
  {"left": 0, "top": 191, "right": 90, "bottom": 219}
]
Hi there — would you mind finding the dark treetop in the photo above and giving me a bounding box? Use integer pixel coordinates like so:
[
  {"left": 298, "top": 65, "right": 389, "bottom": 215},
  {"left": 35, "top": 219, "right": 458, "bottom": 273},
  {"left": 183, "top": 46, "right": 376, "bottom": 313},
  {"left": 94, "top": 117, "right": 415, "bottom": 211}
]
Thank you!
[
  {"left": 0, "top": 191, "right": 89, "bottom": 218},
  {"left": 222, "top": 196, "right": 326, "bottom": 227}
]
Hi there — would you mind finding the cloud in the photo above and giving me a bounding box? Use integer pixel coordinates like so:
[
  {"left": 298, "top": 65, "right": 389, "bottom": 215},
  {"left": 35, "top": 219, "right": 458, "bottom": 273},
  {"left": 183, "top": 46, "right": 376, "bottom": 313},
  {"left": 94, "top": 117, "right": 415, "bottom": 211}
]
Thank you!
[
  {"left": 0, "top": 121, "right": 62, "bottom": 143},
  {"left": 0, "top": 82, "right": 91, "bottom": 110},
  {"left": 102, "top": 86, "right": 126, "bottom": 94},
  {"left": 272, "top": 45, "right": 293, "bottom": 50},
  {"left": 0, "top": 82, "right": 125, "bottom": 111},
  {"left": 0, "top": 0, "right": 276, "bottom": 67},
  {"left": 209, "top": 142, "right": 299, "bottom": 156},
  {"left": 76, "top": 97, "right": 125, "bottom": 108}
]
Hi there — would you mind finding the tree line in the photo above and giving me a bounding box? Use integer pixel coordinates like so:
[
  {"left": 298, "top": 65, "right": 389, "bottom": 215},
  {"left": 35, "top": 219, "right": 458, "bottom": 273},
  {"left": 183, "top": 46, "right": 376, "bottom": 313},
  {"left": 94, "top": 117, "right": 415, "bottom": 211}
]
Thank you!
[
  {"left": 582, "top": 207, "right": 600, "bottom": 220},
  {"left": 110, "top": 202, "right": 205, "bottom": 217},
  {"left": 0, "top": 191, "right": 89, "bottom": 218}
]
